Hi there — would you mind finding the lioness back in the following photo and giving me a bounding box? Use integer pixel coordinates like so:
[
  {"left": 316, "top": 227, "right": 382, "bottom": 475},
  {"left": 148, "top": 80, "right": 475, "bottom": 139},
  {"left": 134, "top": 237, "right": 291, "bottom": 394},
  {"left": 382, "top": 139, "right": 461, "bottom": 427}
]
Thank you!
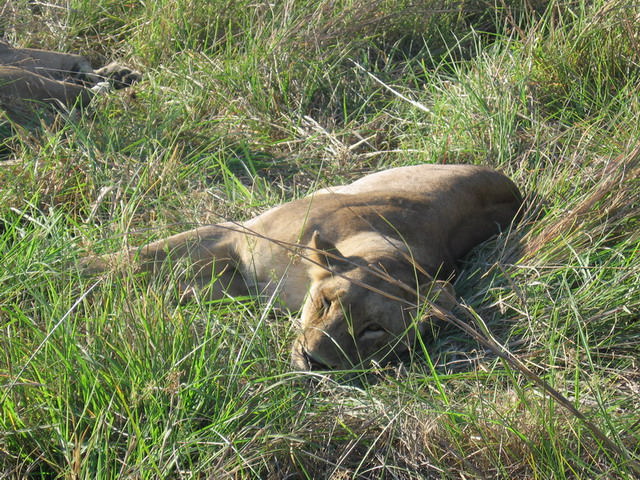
[{"left": 314, "top": 164, "right": 519, "bottom": 200}]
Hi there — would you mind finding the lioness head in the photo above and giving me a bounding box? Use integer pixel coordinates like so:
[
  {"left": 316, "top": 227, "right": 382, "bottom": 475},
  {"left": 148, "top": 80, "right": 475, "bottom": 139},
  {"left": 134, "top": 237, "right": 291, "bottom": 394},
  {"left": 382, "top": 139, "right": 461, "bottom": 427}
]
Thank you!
[{"left": 291, "top": 232, "right": 456, "bottom": 370}]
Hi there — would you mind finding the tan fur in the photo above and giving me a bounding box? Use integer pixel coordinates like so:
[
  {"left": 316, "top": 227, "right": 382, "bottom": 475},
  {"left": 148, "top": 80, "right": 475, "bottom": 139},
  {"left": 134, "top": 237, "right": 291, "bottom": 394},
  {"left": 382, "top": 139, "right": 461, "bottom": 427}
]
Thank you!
[
  {"left": 81, "top": 164, "right": 522, "bottom": 370},
  {"left": 0, "top": 41, "right": 139, "bottom": 111}
]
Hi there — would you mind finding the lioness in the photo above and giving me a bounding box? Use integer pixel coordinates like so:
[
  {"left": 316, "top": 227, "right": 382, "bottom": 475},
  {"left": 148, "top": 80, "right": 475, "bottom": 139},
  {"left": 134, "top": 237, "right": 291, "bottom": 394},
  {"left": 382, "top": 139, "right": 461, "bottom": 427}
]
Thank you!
[
  {"left": 0, "top": 41, "right": 139, "bottom": 111},
  {"left": 82, "top": 164, "right": 522, "bottom": 370}
]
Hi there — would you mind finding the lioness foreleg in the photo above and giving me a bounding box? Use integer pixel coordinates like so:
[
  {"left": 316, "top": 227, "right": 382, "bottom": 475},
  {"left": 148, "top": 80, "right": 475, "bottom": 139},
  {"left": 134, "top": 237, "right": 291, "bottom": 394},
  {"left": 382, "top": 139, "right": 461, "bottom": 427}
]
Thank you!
[{"left": 80, "top": 226, "right": 248, "bottom": 302}]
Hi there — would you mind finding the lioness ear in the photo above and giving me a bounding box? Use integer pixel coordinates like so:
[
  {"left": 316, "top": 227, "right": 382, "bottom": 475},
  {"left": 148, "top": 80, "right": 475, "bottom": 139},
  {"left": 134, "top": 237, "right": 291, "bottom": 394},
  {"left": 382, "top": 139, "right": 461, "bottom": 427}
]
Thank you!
[
  {"left": 419, "top": 280, "right": 457, "bottom": 311},
  {"left": 307, "top": 230, "right": 341, "bottom": 279}
]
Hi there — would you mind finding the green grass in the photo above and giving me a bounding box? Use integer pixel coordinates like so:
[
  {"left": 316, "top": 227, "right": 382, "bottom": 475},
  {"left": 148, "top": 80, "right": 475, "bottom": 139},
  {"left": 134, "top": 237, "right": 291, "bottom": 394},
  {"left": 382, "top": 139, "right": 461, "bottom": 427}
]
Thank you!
[{"left": 1, "top": 0, "right": 639, "bottom": 478}]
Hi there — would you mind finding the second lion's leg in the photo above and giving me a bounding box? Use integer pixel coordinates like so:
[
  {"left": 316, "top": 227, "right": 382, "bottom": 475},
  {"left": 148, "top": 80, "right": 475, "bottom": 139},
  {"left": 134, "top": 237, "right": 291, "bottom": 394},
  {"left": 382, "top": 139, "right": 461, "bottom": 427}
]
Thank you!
[
  {"left": 0, "top": 66, "right": 92, "bottom": 108},
  {"left": 93, "top": 63, "right": 141, "bottom": 89}
]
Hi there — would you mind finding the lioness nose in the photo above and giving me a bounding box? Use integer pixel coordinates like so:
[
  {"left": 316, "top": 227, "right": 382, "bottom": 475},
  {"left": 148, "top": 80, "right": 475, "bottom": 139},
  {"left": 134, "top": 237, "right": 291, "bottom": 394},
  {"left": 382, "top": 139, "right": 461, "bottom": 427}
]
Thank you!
[
  {"left": 306, "top": 349, "right": 335, "bottom": 370},
  {"left": 293, "top": 347, "right": 334, "bottom": 370}
]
